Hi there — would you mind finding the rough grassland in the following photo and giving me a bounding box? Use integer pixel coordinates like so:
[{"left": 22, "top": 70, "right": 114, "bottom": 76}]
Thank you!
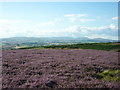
[{"left": 18, "top": 43, "right": 120, "bottom": 52}]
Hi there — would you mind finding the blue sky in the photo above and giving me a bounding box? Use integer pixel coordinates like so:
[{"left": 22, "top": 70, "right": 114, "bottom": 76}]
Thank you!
[{"left": 0, "top": 2, "right": 118, "bottom": 40}]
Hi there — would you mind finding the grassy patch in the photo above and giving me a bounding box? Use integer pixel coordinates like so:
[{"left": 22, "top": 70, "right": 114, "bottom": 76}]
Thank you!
[
  {"left": 42, "top": 42, "right": 120, "bottom": 51},
  {"left": 99, "top": 70, "right": 120, "bottom": 82},
  {"left": 17, "top": 42, "right": 120, "bottom": 51}
]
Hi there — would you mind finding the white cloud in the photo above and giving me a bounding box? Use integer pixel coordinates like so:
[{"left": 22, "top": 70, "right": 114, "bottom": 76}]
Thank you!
[
  {"left": 85, "top": 34, "right": 118, "bottom": 40},
  {"left": 38, "top": 18, "right": 62, "bottom": 26},
  {"left": 0, "top": 18, "right": 118, "bottom": 40},
  {"left": 64, "top": 14, "right": 87, "bottom": 17},
  {"left": 0, "top": 19, "right": 20, "bottom": 23},
  {"left": 0, "top": 18, "right": 64, "bottom": 38},
  {"left": 65, "top": 14, "right": 96, "bottom": 23},
  {"left": 54, "top": 18, "right": 62, "bottom": 22},
  {"left": 62, "top": 24, "right": 118, "bottom": 40},
  {"left": 79, "top": 19, "right": 96, "bottom": 22},
  {"left": 64, "top": 14, "right": 75, "bottom": 17},
  {"left": 68, "top": 17, "right": 77, "bottom": 22},
  {"left": 64, "top": 25, "right": 79, "bottom": 32},
  {"left": 64, "top": 14, "right": 88, "bottom": 22},
  {"left": 109, "top": 24, "right": 117, "bottom": 29},
  {"left": 112, "top": 17, "right": 120, "bottom": 20},
  {"left": 86, "top": 24, "right": 117, "bottom": 31},
  {"left": 64, "top": 24, "right": 117, "bottom": 33},
  {"left": 39, "top": 21, "right": 55, "bottom": 26},
  {"left": 0, "top": 19, "right": 28, "bottom": 24},
  {"left": 0, "top": 19, "right": 31, "bottom": 38}
]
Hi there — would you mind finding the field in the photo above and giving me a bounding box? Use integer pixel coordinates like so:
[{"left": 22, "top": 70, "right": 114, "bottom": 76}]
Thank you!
[
  {"left": 2, "top": 44, "right": 120, "bottom": 88},
  {"left": 19, "top": 42, "right": 120, "bottom": 52}
]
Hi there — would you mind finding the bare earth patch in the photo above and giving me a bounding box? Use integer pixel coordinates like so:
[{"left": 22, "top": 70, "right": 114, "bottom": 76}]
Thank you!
[{"left": 2, "top": 49, "right": 120, "bottom": 88}]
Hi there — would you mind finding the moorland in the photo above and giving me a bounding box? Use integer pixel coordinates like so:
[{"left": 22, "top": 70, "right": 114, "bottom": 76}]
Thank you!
[{"left": 2, "top": 37, "right": 120, "bottom": 88}]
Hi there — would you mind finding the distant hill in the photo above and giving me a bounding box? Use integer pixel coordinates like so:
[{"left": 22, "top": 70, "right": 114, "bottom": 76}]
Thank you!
[
  {"left": 1, "top": 37, "right": 116, "bottom": 43},
  {"left": 1, "top": 37, "right": 117, "bottom": 50}
]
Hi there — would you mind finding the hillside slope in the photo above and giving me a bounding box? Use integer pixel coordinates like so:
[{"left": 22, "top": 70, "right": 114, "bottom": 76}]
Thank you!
[{"left": 2, "top": 49, "right": 120, "bottom": 88}]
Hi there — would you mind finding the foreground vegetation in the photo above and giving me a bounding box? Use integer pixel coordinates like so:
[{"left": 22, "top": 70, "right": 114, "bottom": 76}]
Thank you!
[
  {"left": 100, "top": 70, "right": 120, "bottom": 82},
  {"left": 18, "top": 42, "right": 120, "bottom": 52},
  {"left": 3, "top": 48, "right": 120, "bottom": 88}
]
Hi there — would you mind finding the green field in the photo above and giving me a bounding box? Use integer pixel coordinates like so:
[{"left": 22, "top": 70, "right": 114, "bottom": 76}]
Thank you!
[{"left": 18, "top": 42, "right": 120, "bottom": 52}]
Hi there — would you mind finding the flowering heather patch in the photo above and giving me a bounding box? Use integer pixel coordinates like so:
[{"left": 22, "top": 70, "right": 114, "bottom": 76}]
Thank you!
[{"left": 2, "top": 49, "right": 120, "bottom": 88}]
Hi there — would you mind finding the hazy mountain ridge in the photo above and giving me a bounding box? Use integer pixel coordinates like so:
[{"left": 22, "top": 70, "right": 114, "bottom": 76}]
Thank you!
[
  {"left": 1, "top": 37, "right": 116, "bottom": 42},
  {"left": 1, "top": 37, "right": 117, "bottom": 50}
]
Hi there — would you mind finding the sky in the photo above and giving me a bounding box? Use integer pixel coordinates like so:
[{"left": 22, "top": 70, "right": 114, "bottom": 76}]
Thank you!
[{"left": 0, "top": 2, "right": 119, "bottom": 40}]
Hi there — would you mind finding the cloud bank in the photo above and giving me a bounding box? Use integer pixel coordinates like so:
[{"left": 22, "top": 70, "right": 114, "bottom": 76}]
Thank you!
[{"left": 0, "top": 14, "right": 118, "bottom": 40}]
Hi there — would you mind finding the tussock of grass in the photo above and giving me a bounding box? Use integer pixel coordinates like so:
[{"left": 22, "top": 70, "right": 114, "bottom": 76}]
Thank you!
[{"left": 99, "top": 70, "right": 120, "bottom": 82}]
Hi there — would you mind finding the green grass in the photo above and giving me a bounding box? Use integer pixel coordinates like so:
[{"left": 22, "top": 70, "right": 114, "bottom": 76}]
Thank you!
[
  {"left": 99, "top": 70, "right": 120, "bottom": 82},
  {"left": 42, "top": 42, "right": 120, "bottom": 51},
  {"left": 17, "top": 42, "right": 120, "bottom": 51}
]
